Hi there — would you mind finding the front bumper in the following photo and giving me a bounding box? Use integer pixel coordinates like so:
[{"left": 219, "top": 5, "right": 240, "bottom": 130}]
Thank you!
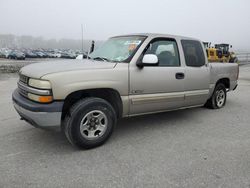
[{"left": 12, "top": 89, "right": 64, "bottom": 129}]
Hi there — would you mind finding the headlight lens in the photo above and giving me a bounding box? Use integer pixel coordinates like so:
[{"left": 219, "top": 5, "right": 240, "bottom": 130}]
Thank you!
[
  {"left": 28, "top": 78, "right": 51, "bottom": 89},
  {"left": 27, "top": 78, "right": 53, "bottom": 103}
]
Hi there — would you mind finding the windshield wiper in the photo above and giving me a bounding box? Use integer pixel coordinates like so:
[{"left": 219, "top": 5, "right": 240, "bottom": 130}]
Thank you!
[{"left": 93, "top": 57, "right": 110, "bottom": 62}]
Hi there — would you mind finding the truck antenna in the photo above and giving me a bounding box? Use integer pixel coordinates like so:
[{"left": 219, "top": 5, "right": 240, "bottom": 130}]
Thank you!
[{"left": 81, "top": 24, "right": 84, "bottom": 54}]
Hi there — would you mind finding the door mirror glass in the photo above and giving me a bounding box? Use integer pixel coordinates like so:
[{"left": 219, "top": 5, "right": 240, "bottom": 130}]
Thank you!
[{"left": 142, "top": 54, "right": 158, "bottom": 65}]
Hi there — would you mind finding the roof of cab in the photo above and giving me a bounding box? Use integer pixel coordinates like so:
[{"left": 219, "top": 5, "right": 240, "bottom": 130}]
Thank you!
[{"left": 112, "top": 33, "right": 199, "bottom": 41}]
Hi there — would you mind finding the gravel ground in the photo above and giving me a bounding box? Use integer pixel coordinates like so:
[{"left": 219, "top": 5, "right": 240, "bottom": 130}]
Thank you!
[{"left": 0, "top": 65, "right": 250, "bottom": 188}]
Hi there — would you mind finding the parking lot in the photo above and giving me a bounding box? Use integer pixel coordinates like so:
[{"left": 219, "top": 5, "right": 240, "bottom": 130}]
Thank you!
[
  {"left": 0, "top": 64, "right": 250, "bottom": 188},
  {"left": 0, "top": 58, "right": 67, "bottom": 73}
]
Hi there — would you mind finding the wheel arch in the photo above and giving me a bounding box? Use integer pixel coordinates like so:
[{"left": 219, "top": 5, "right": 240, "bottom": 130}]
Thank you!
[
  {"left": 215, "top": 78, "right": 230, "bottom": 89},
  {"left": 61, "top": 88, "right": 123, "bottom": 120}
]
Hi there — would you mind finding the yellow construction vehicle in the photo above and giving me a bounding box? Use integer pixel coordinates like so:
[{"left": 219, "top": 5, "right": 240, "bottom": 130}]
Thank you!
[
  {"left": 203, "top": 42, "right": 238, "bottom": 63},
  {"left": 203, "top": 42, "right": 221, "bottom": 62},
  {"left": 214, "top": 44, "right": 238, "bottom": 63}
]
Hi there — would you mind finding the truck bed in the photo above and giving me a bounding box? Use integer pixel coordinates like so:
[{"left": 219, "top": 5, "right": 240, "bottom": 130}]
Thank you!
[{"left": 209, "top": 62, "right": 238, "bottom": 90}]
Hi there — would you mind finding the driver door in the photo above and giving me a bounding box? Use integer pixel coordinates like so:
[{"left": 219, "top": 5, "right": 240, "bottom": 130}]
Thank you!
[{"left": 129, "top": 38, "right": 185, "bottom": 115}]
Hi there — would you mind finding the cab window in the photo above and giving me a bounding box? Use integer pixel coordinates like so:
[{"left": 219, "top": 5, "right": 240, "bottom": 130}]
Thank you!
[
  {"left": 144, "top": 39, "right": 180, "bottom": 67},
  {"left": 181, "top": 40, "right": 205, "bottom": 67}
]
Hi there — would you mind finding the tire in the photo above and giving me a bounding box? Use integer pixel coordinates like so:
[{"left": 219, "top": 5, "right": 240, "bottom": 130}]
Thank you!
[
  {"left": 62, "top": 97, "right": 117, "bottom": 149},
  {"left": 205, "top": 83, "right": 227, "bottom": 109}
]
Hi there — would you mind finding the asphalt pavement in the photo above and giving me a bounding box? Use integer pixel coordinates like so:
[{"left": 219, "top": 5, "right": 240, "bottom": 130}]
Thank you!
[{"left": 0, "top": 65, "right": 250, "bottom": 188}]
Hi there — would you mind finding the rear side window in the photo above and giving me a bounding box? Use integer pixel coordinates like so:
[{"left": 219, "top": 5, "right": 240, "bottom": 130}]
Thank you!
[{"left": 181, "top": 40, "right": 205, "bottom": 67}]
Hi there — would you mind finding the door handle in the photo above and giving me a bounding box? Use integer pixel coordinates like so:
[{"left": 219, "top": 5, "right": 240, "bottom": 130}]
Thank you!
[{"left": 175, "top": 72, "right": 185, "bottom": 79}]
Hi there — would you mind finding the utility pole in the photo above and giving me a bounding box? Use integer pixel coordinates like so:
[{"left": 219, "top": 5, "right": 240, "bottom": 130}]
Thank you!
[{"left": 81, "top": 24, "right": 84, "bottom": 54}]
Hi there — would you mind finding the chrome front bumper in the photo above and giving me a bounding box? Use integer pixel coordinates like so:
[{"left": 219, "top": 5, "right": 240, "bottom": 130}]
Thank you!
[{"left": 12, "top": 89, "right": 63, "bottom": 129}]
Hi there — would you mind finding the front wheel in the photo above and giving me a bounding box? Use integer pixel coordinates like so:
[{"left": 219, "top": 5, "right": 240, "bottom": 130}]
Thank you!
[
  {"left": 205, "top": 83, "right": 227, "bottom": 109},
  {"left": 62, "top": 97, "right": 117, "bottom": 149}
]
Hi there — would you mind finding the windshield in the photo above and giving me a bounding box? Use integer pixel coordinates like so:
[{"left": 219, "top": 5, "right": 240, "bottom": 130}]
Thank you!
[{"left": 89, "top": 36, "right": 146, "bottom": 62}]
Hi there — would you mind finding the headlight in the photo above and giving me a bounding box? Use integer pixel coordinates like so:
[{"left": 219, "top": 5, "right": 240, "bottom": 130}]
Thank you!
[
  {"left": 28, "top": 78, "right": 51, "bottom": 89},
  {"left": 27, "top": 78, "right": 53, "bottom": 103}
]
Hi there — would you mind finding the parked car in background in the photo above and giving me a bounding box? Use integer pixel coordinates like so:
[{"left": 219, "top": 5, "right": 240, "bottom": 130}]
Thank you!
[
  {"left": 76, "top": 52, "right": 88, "bottom": 59},
  {"left": 61, "top": 52, "right": 76, "bottom": 59},
  {"left": 8, "top": 51, "right": 25, "bottom": 60},
  {"left": 0, "top": 51, "right": 5, "bottom": 58},
  {"left": 54, "top": 52, "right": 62, "bottom": 58},
  {"left": 25, "top": 51, "right": 37, "bottom": 58},
  {"left": 46, "top": 51, "right": 61, "bottom": 58},
  {"left": 0, "top": 48, "right": 11, "bottom": 58},
  {"left": 0, "top": 48, "right": 85, "bottom": 60},
  {"left": 34, "top": 51, "right": 47, "bottom": 58}
]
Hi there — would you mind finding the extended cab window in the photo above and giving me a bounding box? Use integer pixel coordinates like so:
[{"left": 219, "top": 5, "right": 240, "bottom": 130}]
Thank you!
[
  {"left": 181, "top": 40, "right": 206, "bottom": 67},
  {"left": 144, "top": 39, "right": 180, "bottom": 67}
]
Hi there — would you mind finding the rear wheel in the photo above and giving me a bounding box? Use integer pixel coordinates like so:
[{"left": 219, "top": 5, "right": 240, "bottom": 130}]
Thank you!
[
  {"left": 205, "top": 83, "right": 227, "bottom": 109},
  {"left": 62, "top": 97, "right": 117, "bottom": 149}
]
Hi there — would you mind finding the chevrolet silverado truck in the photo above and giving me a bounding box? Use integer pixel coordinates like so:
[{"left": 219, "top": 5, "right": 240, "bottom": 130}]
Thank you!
[{"left": 12, "top": 33, "right": 239, "bottom": 149}]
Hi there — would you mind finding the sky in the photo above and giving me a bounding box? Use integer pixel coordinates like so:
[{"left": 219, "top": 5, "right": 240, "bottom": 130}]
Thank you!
[{"left": 0, "top": 0, "right": 250, "bottom": 51}]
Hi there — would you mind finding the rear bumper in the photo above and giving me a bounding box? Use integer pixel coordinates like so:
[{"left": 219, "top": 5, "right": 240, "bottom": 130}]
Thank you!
[{"left": 12, "top": 89, "right": 63, "bottom": 129}]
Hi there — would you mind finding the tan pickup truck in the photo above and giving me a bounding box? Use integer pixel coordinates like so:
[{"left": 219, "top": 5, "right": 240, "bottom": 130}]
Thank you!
[{"left": 13, "top": 33, "right": 239, "bottom": 149}]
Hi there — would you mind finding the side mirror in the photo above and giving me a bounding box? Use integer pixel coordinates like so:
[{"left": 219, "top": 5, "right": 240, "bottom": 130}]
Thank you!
[
  {"left": 137, "top": 54, "right": 158, "bottom": 68},
  {"left": 90, "top": 40, "right": 95, "bottom": 53},
  {"left": 142, "top": 54, "right": 158, "bottom": 64}
]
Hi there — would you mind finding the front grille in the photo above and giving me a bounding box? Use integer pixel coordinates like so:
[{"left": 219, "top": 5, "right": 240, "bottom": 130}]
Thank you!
[
  {"left": 19, "top": 74, "right": 29, "bottom": 84},
  {"left": 18, "top": 74, "right": 29, "bottom": 98},
  {"left": 18, "top": 87, "right": 28, "bottom": 98}
]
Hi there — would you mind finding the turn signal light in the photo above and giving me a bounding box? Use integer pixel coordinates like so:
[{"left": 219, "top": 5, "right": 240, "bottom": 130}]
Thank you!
[
  {"left": 39, "top": 96, "right": 53, "bottom": 103},
  {"left": 28, "top": 93, "right": 53, "bottom": 103}
]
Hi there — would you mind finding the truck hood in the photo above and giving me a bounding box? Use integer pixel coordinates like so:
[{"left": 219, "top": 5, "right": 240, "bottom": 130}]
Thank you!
[{"left": 20, "top": 59, "right": 117, "bottom": 78}]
